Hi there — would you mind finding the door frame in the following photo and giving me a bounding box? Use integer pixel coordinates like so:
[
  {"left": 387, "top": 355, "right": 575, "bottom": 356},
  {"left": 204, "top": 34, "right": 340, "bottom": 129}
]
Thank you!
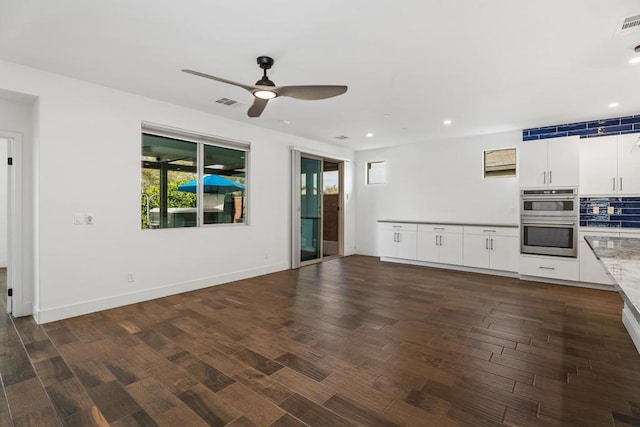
[
  {"left": 1, "top": 131, "right": 23, "bottom": 315},
  {"left": 291, "top": 149, "right": 344, "bottom": 269}
]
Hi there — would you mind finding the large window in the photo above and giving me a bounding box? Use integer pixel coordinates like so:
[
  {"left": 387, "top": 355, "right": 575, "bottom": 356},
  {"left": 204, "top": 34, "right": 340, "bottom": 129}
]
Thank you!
[{"left": 141, "top": 124, "right": 248, "bottom": 229}]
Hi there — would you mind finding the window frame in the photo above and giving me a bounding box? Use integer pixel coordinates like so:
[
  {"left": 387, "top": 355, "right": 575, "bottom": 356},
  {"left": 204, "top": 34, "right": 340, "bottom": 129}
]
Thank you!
[{"left": 141, "top": 122, "right": 250, "bottom": 228}]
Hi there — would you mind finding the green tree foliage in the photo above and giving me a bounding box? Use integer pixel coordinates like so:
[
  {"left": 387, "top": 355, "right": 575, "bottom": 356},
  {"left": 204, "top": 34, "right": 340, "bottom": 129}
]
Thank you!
[{"left": 141, "top": 170, "right": 197, "bottom": 228}]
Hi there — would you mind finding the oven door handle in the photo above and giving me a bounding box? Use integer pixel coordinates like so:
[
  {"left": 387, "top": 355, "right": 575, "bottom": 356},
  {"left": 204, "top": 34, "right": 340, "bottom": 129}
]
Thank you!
[{"left": 522, "top": 222, "right": 577, "bottom": 228}]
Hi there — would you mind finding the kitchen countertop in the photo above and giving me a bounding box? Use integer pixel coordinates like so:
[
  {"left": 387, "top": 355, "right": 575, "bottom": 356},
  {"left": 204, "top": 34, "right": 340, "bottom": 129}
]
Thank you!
[
  {"left": 584, "top": 235, "right": 640, "bottom": 325},
  {"left": 378, "top": 220, "right": 519, "bottom": 228}
]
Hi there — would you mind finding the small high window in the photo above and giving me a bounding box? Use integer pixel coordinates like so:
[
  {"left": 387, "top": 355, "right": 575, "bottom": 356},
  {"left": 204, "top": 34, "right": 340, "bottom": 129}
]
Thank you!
[
  {"left": 484, "top": 148, "right": 516, "bottom": 178},
  {"left": 366, "top": 161, "right": 387, "bottom": 184}
]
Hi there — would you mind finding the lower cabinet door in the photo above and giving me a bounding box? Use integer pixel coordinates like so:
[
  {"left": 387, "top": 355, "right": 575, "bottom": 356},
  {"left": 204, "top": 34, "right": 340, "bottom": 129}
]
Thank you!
[
  {"left": 416, "top": 231, "right": 439, "bottom": 262},
  {"left": 489, "top": 236, "right": 519, "bottom": 272},
  {"left": 379, "top": 228, "right": 398, "bottom": 258},
  {"left": 438, "top": 232, "right": 463, "bottom": 265},
  {"left": 462, "top": 234, "right": 490, "bottom": 269},
  {"left": 396, "top": 230, "right": 417, "bottom": 260}
]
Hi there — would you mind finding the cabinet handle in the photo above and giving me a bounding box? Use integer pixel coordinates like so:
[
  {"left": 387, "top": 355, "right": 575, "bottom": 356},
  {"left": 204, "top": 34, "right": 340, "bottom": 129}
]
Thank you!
[
  {"left": 620, "top": 177, "right": 623, "bottom": 192},
  {"left": 483, "top": 229, "right": 496, "bottom": 233},
  {"left": 397, "top": 233, "right": 401, "bottom": 243},
  {"left": 549, "top": 170, "right": 552, "bottom": 184},
  {"left": 440, "top": 235, "right": 444, "bottom": 246},
  {"left": 490, "top": 238, "right": 494, "bottom": 250},
  {"left": 543, "top": 171, "right": 546, "bottom": 184},
  {"left": 435, "top": 235, "right": 439, "bottom": 246},
  {"left": 539, "top": 266, "right": 556, "bottom": 270},
  {"left": 392, "top": 225, "right": 401, "bottom": 228},
  {"left": 434, "top": 227, "right": 445, "bottom": 230},
  {"left": 613, "top": 177, "right": 616, "bottom": 191},
  {"left": 486, "top": 238, "right": 489, "bottom": 250}
]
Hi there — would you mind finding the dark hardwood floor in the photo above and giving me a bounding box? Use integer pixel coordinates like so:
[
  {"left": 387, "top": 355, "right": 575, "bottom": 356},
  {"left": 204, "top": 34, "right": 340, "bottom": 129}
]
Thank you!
[{"left": 1, "top": 256, "right": 640, "bottom": 426}]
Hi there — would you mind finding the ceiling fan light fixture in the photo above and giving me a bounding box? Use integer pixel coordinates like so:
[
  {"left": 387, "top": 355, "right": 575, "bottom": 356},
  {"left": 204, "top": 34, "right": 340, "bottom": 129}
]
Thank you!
[{"left": 254, "top": 90, "right": 277, "bottom": 100}]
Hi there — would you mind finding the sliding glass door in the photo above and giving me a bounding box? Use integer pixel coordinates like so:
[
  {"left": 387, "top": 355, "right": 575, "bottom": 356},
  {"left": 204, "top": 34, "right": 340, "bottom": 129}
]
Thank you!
[
  {"left": 300, "top": 156, "right": 322, "bottom": 263},
  {"left": 291, "top": 150, "right": 343, "bottom": 268}
]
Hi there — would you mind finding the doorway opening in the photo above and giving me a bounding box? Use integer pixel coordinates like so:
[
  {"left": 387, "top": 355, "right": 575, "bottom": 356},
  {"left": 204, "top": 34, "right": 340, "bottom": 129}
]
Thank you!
[
  {"left": 1, "top": 133, "right": 23, "bottom": 316},
  {"left": 0, "top": 137, "right": 8, "bottom": 313},
  {"left": 292, "top": 151, "right": 344, "bottom": 268}
]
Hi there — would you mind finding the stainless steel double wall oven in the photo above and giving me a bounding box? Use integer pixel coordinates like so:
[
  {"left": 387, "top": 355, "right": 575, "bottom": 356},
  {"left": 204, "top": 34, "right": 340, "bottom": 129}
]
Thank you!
[{"left": 520, "top": 189, "right": 578, "bottom": 257}]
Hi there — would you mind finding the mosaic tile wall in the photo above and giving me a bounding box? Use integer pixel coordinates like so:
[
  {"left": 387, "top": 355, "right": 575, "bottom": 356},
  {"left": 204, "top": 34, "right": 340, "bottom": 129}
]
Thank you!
[
  {"left": 523, "top": 115, "right": 640, "bottom": 141},
  {"left": 580, "top": 197, "right": 640, "bottom": 228}
]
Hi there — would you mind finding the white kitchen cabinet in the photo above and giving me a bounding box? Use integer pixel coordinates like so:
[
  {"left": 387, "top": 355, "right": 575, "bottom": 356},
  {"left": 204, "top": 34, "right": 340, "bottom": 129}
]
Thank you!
[
  {"left": 580, "top": 134, "right": 640, "bottom": 196},
  {"left": 463, "top": 226, "right": 519, "bottom": 272},
  {"left": 519, "top": 254, "right": 579, "bottom": 281},
  {"left": 378, "top": 222, "right": 417, "bottom": 260},
  {"left": 520, "top": 136, "right": 579, "bottom": 189},
  {"left": 579, "top": 243, "right": 615, "bottom": 286},
  {"left": 617, "top": 133, "right": 640, "bottom": 195},
  {"left": 417, "top": 224, "right": 463, "bottom": 265}
]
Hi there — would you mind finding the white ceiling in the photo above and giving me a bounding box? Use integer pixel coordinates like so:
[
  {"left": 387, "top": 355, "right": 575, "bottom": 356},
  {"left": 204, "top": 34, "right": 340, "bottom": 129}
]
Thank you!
[{"left": 1, "top": 0, "right": 639, "bottom": 150}]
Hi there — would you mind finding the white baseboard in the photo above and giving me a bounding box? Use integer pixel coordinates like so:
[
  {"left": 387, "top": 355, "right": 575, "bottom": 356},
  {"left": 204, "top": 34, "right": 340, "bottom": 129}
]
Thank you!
[
  {"left": 519, "top": 275, "right": 616, "bottom": 291},
  {"left": 380, "top": 257, "right": 519, "bottom": 278},
  {"left": 35, "top": 262, "right": 288, "bottom": 324},
  {"left": 623, "top": 304, "right": 640, "bottom": 355}
]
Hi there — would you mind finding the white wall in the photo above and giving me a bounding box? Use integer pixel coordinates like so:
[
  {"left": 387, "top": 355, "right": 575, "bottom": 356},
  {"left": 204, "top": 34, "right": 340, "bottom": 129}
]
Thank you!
[
  {"left": 0, "top": 60, "right": 355, "bottom": 323},
  {"left": 355, "top": 131, "right": 523, "bottom": 255},
  {"left": 0, "top": 95, "right": 36, "bottom": 315}
]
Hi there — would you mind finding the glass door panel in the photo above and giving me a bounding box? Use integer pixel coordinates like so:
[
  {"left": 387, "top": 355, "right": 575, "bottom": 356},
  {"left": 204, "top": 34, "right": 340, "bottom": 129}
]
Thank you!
[{"left": 300, "top": 156, "right": 322, "bottom": 262}]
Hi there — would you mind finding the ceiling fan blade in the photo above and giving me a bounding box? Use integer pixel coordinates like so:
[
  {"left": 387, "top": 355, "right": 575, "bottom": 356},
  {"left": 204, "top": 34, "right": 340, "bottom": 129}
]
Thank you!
[
  {"left": 182, "top": 69, "right": 255, "bottom": 92},
  {"left": 247, "top": 97, "right": 268, "bottom": 117},
  {"left": 276, "top": 85, "right": 348, "bottom": 100}
]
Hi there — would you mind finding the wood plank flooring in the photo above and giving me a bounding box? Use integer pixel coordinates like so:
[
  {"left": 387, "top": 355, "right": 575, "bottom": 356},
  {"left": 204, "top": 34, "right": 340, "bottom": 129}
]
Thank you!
[{"left": 1, "top": 256, "right": 640, "bottom": 426}]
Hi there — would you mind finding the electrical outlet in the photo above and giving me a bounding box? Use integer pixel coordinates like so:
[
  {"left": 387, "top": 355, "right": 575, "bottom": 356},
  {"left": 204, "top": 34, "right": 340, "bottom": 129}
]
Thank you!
[
  {"left": 607, "top": 206, "right": 614, "bottom": 215},
  {"left": 85, "top": 213, "right": 94, "bottom": 224},
  {"left": 592, "top": 206, "right": 600, "bottom": 214},
  {"left": 127, "top": 272, "right": 135, "bottom": 282}
]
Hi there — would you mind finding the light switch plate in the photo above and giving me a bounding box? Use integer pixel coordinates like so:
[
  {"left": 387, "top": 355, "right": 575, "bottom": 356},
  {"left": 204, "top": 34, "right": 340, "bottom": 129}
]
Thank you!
[
  {"left": 607, "top": 206, "right": 614, "bottom": 215},
  {"left": 74, "top": 213, "right": 83, "bottom": 225},
  {"left": 592, "top": 206, "right": 600, "bottom": 214}
]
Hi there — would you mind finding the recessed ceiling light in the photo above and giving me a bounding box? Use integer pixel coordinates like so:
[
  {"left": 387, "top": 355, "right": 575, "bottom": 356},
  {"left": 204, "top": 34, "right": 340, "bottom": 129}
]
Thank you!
[
  {"left": 629, "top": 56, "right": 640, "bottom": 64},
  {"left": 279, "top": 120, "right": 291, "bottom": 125},
  {"left": 609, "top": 102, "right": 620, "bottom": 108},
  {"left": 366, "top": 133, "right": 374, "bottom": 138},
  {"left": 443, "top": 119, "right": 452, "bottom": 125},
  {"left": 383, "top": 114, "right": 391, "bottom": 118}
]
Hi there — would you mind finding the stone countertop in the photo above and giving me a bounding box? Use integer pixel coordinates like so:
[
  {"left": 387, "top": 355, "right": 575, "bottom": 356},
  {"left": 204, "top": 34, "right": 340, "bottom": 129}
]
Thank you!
[
  {"left": 584, "top": 236, "right": 640, "bottom": 325},
  {"left": 378, "top": 220, "right": 519, "bottom": 228}
]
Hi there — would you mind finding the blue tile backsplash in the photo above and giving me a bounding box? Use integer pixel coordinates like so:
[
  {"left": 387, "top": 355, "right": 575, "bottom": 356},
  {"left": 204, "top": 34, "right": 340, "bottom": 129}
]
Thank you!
[
  {"left": 580, "top": 197, "right": 640, "bottom": 228},
  {"left": 523, "top": 115, "right": 640, "bottom": 141}
]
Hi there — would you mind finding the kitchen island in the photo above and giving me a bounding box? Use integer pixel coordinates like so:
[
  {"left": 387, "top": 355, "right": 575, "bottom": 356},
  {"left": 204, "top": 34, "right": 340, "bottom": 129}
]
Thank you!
[{"left": 584, "top": 235, "right": 640, "bottom": 354}]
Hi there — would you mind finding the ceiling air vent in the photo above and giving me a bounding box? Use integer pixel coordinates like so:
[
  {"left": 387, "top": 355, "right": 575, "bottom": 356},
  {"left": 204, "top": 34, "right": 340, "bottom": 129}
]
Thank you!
[
  {"left": 334, "top": 135, "right": 350, "bottom": 140},
  {"left": 618, "top": 14, "right": 640, "bottom": 35},
  {"left": 213, "top": 97, "right": 244, "bottom": 109}
]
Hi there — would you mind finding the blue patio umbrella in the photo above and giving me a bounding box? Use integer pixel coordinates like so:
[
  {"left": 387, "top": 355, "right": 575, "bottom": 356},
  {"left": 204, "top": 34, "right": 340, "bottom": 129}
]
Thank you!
[{"left": 177, "top": 175, "right": 245, "bottom": 193}]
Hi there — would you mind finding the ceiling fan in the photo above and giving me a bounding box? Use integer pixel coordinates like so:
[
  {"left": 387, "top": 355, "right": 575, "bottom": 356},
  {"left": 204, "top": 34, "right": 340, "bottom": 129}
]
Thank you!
[{"left": 183, "top": 56, "right": 348, "bottom": 118}]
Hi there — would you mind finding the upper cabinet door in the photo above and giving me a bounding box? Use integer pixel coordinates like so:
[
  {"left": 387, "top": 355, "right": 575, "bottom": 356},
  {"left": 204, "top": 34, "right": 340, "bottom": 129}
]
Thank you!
[
  {"left": 519, "top": 136, "right": 579, "bottom": 188},
  {"left": 519, "top": 140, "right": 549, "bottom": 188},
  {"left": 546, "top": 136, "right": 579, "bottom": 188},
  {"left": 617, "top": 133, "right": 640, "bottom": 195},
  {"left": 579, "top": 135, "right": 618, "bottom": 195}
]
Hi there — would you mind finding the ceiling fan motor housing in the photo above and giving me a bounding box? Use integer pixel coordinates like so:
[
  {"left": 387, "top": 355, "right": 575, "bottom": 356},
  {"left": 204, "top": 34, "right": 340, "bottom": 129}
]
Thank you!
[{"left": 257, "top": 56, "right": 274, "bottom": 69}]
